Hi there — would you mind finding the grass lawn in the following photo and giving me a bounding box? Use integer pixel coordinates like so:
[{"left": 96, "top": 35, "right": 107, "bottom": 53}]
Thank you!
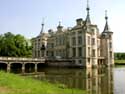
[
  {"left": 0, "top": 71, "right": 86, "bottom": 94},
  {"left": 115, "top": 60, "right": 125, "bottom": 65}
]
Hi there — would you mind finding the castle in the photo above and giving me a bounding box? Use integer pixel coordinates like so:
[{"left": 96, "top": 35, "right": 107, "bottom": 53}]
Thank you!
[{"left": 32, "top": 1, "right": 114, "bottom": 68}]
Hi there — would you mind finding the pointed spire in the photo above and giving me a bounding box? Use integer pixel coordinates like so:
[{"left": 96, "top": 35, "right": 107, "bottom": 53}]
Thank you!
[
  {"left": 85, "top": 0, "right": 91, "bottom": 24},
  {"left": 103, "top": 10, "right": 110, "bottom": 32},
  {"left": 40, "top": 18, "right": 45, "bottom": 34},
  {"left": 58, "top": 21, "right": 61, "bottom": 27},
  {"left": 59, "top": 21, "right": 61, "bottom": 26},
  {"left": 57, "top": 21, "right": 63, "bottom": 28},
  {"left": 86, "top": 0, "right": 90, "bottom": 11},
  {"left": 105, "top": 10, "right": 108, "bottom": 20},
  {"left": 57, "top": 21, "right": 63, "bottom": 31}
]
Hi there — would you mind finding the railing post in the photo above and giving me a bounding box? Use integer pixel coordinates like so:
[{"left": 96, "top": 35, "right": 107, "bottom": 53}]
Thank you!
[
  {"left": 22, "top": 63, "right": 25, "bottom": 73},
  {"left": 35, "top": 63, "right": 37, "bottom": 73},
  {"left": 7, "top": 63, "right": 11, "bottom": 72}
]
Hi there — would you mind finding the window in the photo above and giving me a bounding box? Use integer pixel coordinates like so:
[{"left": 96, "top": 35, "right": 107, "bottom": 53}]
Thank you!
[
  {"left": 62, "top": 36, "right": 65, "bottom": 45},
  {"left": 78, "top": 31, "right": 82, "bottom": 34},
  {"left": 51, "top": 51, "right": 54, "bottom": 57},
  {"left": 88, "top": 58, "right": 90, "bottom": 64},
  {"left": 91, "top": 29, "right": 95, "bottom": 35},
  {"left": 72, "top": 48, "right": 76, "bottom": 57},
  {"left": 51, "top": 43, "right": 54, "bottom": 48},
  {"left": 98, "top": 49, "right": 100, "bottom": 56},
  {"left": 60, "top": 36, "right": 64, "bottom": 45},
  {"left": 110, "top": 51, "right": 112, "bottom": 58},
  {"left": 38, "top": 51, "right": 40, "bottom": 57},
  {"left": 97, "top": 40, "right": 100, "bottom": 48},
  {"left": 91, "top": 29, "right": 94, "bottom": 32},
  {"left": 92, "top": 38, "right": 95, "bottom": 45},
  {"left": 79, "top": 60, "right": 82, "bottom": 64},
  {"left": 61, "top": 50, "right": 64, "bottom": 57},
  {"left": 46, "top": 51, "right": 48, "bottom": 56},
  {"left": 109, "top": 35, "right": 111, "bottom": 39},
  {"left": 78, "top": 36, "right": 82, "bottom": 45},
  {"left": 88, "top": 47, "right": 90, "bottom": 56},
  {"left": 56, "top": 51, "right": 58, "bottom": 56},
  {"left": 109, "top": 42, "right": 112, "bottom": 48},
  {"left": 59, "top": 38, "right": 61, "bottom": 45},
  {"left": 88, "top": 36, "right": 90, "bottom": 45},
  {"left": 35, "top": 51, "right": 37, "bottom": 57},
  {"left": 56, "top": 37, "right": 58, "bottom": 46},
  {"left": 72, "top": 32, "right": 75, "bottom": 35},
  {"left": 78, "top": 47, "right": 82, "bottom": 57},
  {"left": 92, "top": 49, "right": 95, "bottom": 57},
  {"left": 72, "top": 37, "right": 76, "bottom": 46},
  {"left": 47, "top": 43, "right": 53, "bottom": 49}
]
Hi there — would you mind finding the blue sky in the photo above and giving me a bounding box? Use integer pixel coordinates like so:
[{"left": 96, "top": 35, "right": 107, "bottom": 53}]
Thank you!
[{"left": 0, "top": 0, "right": 125, "bottom": 52}]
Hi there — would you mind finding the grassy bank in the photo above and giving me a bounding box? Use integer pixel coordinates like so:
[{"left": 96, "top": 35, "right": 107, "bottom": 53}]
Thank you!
[
  {"left": 0, "top": 71, "right": 85, "bottom": 94},
  {"left": 115, "top": 60, "right": 125, "bottom": 65}
]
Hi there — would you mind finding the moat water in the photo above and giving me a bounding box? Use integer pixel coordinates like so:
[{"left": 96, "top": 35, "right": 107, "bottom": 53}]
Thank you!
[{"left": 4, "top": 66, "right": 125, "bottom": 94}]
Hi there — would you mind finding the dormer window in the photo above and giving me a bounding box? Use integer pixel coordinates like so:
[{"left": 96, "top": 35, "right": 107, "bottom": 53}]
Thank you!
[
  {"left": 78, "top": 31, "right": 82, "bottom": 34},
  {"left": 91, "top": 29, "right": 94, "bottom": 32},
  {"left": 109, "top": 42, "right": 112, "bottom": 48},
  {"left": 92, "top": 38, "right": 95, "bottom": 45}
]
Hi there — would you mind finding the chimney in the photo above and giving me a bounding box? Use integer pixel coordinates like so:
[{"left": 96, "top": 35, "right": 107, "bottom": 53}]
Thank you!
[{"left": 76, "top": 18, "right": 83, "bottom": 26}]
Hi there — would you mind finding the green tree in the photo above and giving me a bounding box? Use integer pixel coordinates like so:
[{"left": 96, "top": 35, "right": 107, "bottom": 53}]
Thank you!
[
  {"left": 0, "top": 32, "right": 32, "bottom": 57},
  {"left": 114, "top": 53, "right": 125, "bottom": 60}
]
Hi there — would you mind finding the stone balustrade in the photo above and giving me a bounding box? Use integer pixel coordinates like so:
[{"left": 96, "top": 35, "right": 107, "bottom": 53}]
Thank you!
[{"left": 0, "top": 57, "right": 45, "bottom": 72}]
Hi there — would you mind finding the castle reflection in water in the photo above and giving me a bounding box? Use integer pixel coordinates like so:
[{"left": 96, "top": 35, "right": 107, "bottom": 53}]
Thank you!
[{"left": 31, "top": 67, "right": 114, "bottom": 94}]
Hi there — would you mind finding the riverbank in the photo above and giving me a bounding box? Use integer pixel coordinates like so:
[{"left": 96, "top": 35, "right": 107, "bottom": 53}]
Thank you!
[
  {"left": 115, "top": 60, "right": 125, "bottom": 65},
  {"left": 0, "top": 71, "right": 85, "bottom": 94}
]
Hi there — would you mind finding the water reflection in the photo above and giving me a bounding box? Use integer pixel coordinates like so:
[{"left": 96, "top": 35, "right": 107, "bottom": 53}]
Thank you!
[{"left": 26, "top": 67, "right": 114, "bottom": 94}]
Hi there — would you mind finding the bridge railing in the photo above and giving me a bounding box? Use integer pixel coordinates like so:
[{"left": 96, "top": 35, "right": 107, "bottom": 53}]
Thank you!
[{"left": 0, "top": 57, "right": 45, "bottom": 62}]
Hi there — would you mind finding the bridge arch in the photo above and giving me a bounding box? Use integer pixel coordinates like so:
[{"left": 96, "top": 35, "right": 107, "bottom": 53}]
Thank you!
[
  {"left": 10, "top": 63, "right": 22, "bottom": 73},
  {"left": 0, "top": 62, "right": 7, "bottom": 71},
  {"left": 37, "top": 63, "right": 46, "bottom": 72},
  {"left": 25, "top": 63, "right": 36, "bottom": 73}
]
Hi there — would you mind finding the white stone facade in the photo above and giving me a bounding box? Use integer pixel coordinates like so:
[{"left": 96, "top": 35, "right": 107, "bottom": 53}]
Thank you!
[{"left": 32, "top": 6, "right": 114, "bottom": 68}]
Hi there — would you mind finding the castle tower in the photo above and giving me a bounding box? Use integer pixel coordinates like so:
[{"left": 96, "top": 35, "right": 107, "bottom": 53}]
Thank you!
[
  {"left": 101, "top": 10, "right": 114, "bottom": 66},
  {"left": 84, "top": 0, "right": 93, "bottom": 68},
  {"left": 85, "top": 0, "right": 91, "bottom": 25},
  {"left": 57, "top": 21, "right": 63, "bottom": 32},
  {"left": 37, "top": 19, "right": 48, "bottom": 58},
  {"left": 40, "top": 18, "right": 45, "bottom": 35}
]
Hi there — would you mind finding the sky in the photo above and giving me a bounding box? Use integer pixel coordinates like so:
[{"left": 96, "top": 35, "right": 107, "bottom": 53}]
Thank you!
[{"left": 0, "top": 0, "right": 125, "bottom": 52}]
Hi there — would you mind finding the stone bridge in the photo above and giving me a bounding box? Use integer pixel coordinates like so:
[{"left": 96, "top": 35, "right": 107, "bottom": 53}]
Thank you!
[{"left": 0, "top": 57, "right": 45, "bottom": 72}]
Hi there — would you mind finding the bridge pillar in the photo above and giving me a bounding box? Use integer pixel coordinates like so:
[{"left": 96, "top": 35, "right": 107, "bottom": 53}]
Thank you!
[
  {"left": 7, "top": 63, "right": 11, "bottom": 72},
  {"left": 35, "top": 63, "right": 37, "bottom": 73},
  {"left": 22, "top": 63, "right": 25, "bottom": 73}
]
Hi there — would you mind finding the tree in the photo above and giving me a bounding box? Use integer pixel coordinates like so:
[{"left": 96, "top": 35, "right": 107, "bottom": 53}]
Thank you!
[
  {"left": 114, "top": 53, "right": 125, "bottom": 60},
  {"left": 0, "top": 32, "right": 32, "bottom": 57}
]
